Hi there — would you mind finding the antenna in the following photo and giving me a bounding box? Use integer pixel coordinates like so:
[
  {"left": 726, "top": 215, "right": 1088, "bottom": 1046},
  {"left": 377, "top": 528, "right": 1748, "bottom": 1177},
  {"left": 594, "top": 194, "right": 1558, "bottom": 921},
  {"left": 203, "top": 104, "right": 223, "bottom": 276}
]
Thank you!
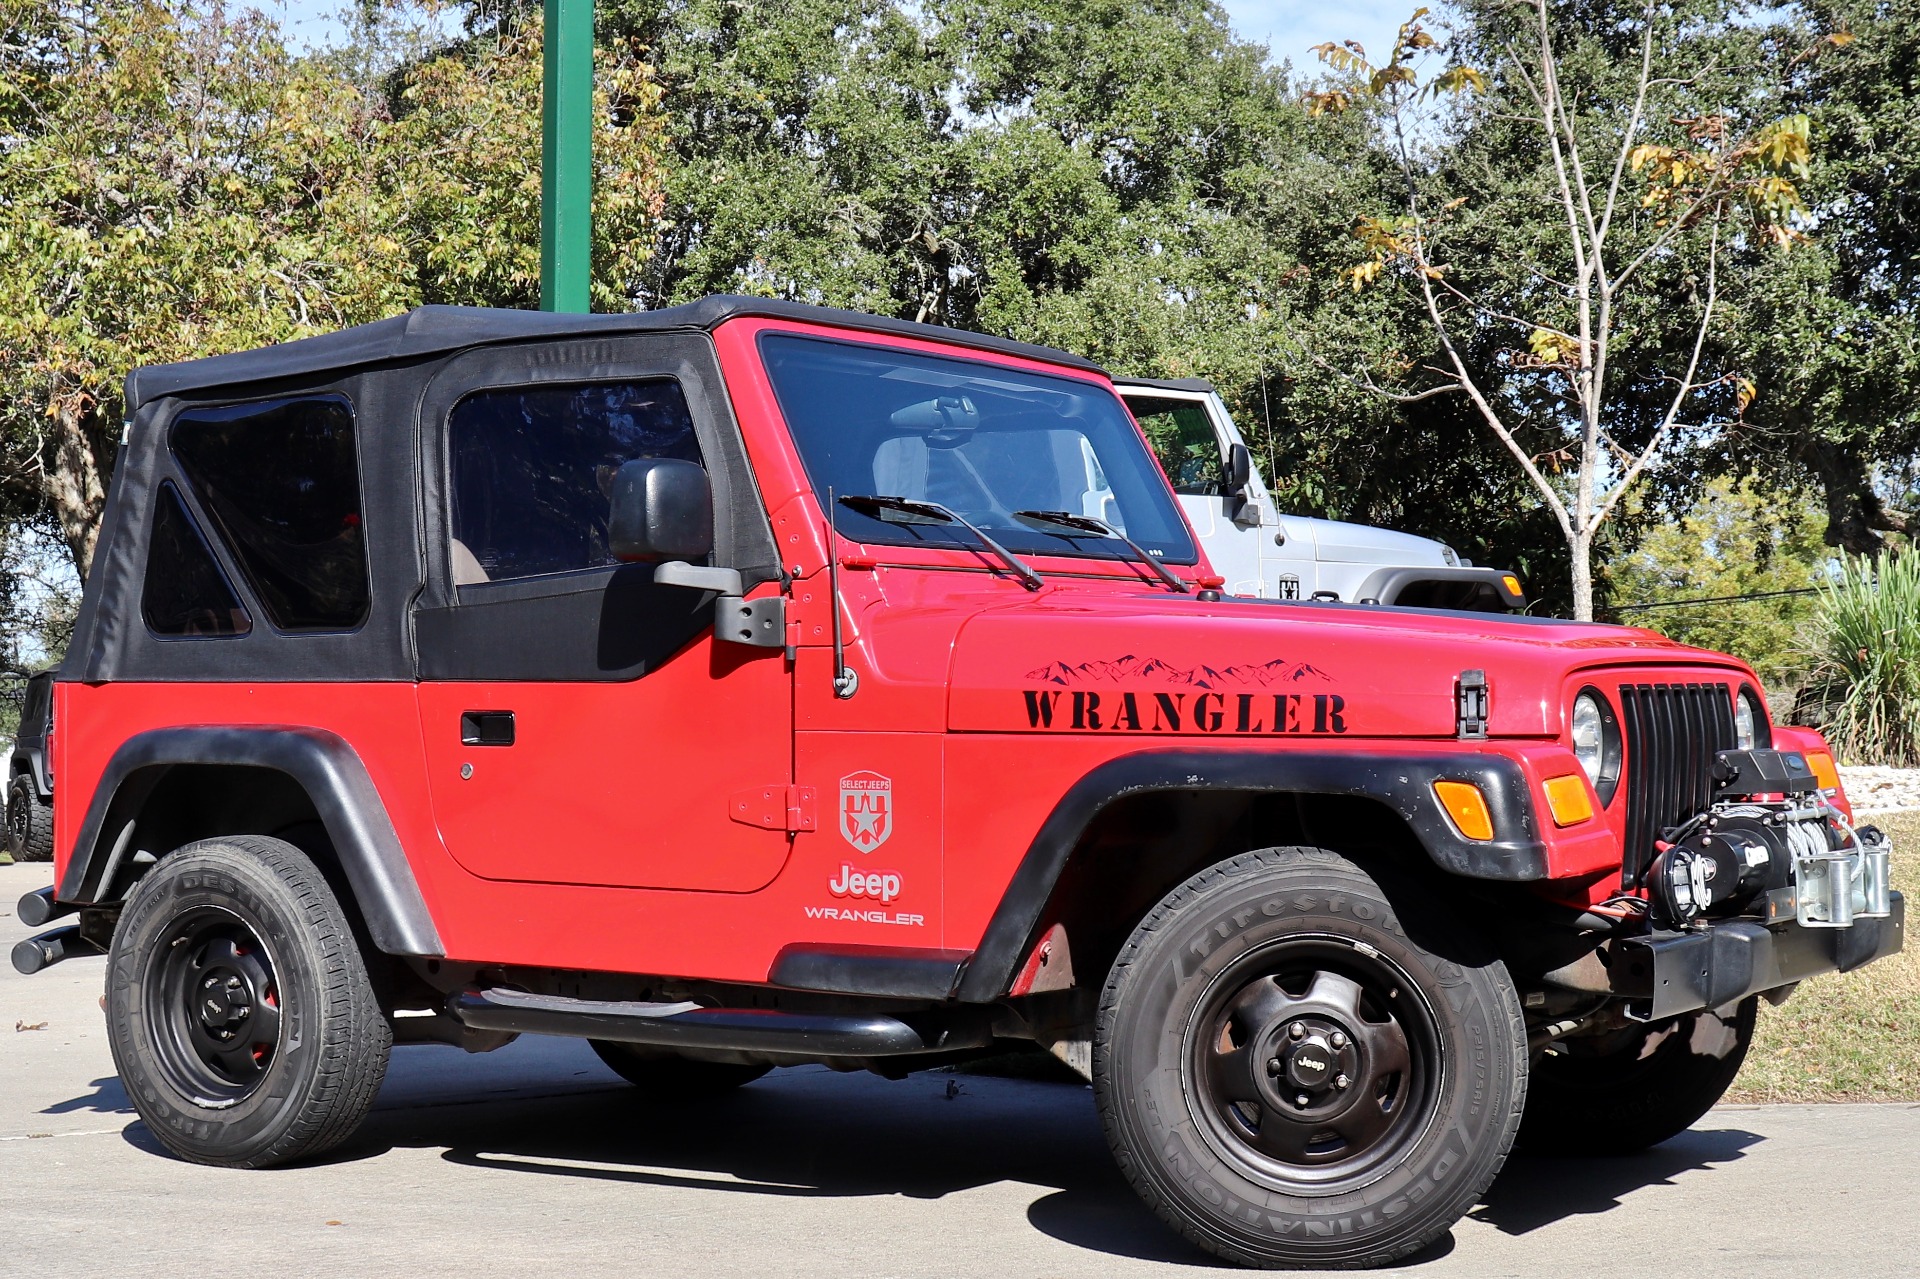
[{"left": 826, "top": 488, "right": 858, "bottom": 700}]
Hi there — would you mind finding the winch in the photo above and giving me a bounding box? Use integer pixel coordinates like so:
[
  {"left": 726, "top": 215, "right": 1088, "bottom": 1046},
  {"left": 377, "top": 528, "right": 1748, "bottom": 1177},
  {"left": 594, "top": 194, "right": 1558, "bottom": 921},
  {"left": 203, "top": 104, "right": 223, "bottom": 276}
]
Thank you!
[{"left": 1645, "top": 749, "right": 1893, "bottom": 930}]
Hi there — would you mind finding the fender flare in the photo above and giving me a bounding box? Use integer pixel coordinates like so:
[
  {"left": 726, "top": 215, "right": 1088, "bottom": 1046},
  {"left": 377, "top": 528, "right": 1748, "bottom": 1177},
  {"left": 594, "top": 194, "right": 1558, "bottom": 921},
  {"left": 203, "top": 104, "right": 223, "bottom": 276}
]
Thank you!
[
  {"left": 57, "top": 726, "right": 443, "bottom": 957},
  {"left": 952, "top": 748, "right": 1545, "bottom": 1002}
]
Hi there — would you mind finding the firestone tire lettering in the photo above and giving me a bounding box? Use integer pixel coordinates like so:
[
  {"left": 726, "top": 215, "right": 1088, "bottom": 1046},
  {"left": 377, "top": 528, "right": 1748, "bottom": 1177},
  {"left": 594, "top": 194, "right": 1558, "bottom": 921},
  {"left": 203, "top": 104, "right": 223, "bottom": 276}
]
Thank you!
[{"left": 1093, "top": 845, "right": 1528, "bottom": 1269}]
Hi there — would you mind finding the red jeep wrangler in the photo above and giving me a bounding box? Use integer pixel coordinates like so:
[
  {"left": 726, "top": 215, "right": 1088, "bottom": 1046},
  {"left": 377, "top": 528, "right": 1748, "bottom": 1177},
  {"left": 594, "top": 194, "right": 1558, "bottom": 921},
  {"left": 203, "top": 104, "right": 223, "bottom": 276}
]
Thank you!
[{"left": 12, "top": 299, "right": 1903, "bottom": 1268}]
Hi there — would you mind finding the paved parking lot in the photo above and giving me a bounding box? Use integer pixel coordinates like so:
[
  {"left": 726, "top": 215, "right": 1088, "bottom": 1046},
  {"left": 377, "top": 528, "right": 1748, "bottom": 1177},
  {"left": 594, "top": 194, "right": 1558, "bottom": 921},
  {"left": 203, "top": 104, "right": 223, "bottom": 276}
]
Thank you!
[{"left": 4, "top": 859, "right": 1918, "bottom": 1277}]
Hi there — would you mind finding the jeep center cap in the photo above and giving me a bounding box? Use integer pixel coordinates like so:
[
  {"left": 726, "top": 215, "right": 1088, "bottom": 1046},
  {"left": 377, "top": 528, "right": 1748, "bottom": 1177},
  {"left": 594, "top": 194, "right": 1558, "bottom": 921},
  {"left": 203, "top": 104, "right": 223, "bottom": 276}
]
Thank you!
[{"left": 1285, "top": 1035, "right": 1336, "bottom": 1089}]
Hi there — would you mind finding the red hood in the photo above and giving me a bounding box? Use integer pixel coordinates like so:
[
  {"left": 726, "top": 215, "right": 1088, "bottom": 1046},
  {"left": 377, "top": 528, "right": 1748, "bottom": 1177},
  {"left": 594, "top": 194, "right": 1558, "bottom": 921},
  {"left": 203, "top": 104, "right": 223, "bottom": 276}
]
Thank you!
[{"left": 944, "top": 589, "right": 1752, "bottom": 737}]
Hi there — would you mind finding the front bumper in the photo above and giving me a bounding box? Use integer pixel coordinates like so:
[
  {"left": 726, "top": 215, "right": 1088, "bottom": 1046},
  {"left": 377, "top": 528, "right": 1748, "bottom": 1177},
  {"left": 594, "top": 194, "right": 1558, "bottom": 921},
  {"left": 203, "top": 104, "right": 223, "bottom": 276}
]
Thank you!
[{"left": 1613, "top": 891, "right": 1906, "bottom": 1021}]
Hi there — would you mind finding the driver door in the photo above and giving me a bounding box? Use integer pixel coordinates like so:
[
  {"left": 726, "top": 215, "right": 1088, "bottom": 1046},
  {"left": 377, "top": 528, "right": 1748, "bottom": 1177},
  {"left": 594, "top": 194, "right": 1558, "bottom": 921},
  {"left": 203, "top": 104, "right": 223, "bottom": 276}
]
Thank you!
[{"left": 411, "top": 338, "right": 794, "bottom": 893}]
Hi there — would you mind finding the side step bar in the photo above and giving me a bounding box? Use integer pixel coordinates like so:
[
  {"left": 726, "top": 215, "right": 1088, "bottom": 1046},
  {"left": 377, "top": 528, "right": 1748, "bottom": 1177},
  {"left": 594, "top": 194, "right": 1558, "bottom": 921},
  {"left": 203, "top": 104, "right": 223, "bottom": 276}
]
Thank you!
[{"left": 450, "top": 987, "right": 991, "bottom": 1058}]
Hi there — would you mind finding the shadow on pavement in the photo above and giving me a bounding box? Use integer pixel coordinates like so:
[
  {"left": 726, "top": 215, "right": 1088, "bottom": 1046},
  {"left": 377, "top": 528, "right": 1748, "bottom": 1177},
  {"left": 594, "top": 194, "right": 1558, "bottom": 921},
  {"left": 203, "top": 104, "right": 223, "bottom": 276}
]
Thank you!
[
  {"left": 1470, "top": 1127, "right": 1765, "bottom": 1236},
  {"left": 334, "top": 1041, "right": 1213, "bottom": 1265},
  {"left": 61, "top": 1036, "right": 1762, "bottom": 1267},
  {"left": 41, "top": 1075, "right": 130, "bottom": 1116}
]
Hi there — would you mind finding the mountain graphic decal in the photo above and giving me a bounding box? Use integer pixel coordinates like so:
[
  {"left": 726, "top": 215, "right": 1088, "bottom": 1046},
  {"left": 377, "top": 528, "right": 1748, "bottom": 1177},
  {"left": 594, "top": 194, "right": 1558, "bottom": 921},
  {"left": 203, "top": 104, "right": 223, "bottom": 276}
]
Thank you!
[{"left": 1024, "top": 654, "right": 1334, "bottom": 689}]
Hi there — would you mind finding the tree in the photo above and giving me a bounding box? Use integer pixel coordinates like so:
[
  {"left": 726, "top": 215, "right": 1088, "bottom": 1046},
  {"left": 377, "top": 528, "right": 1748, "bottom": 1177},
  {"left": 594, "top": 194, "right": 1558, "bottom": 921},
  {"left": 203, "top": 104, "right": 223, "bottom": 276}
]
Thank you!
[
  {"left": 0, "top": 0, "right": 668, "bottom": 577},
  {"left": 1708, "top": 0, "right": 1920, "bottom": 556},
  {"left": 1312, "top": 3, "right": 1835, "bottom": 619},
  {"left": 1607, "top": 477, "right": 1830, "bottom": 692}
]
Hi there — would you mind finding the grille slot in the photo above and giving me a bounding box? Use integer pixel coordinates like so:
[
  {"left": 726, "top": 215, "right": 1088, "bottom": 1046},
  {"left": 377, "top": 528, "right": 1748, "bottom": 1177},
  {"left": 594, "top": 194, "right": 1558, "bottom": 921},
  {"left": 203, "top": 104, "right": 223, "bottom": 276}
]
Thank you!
[{"left": 1619, "top": 682, "right": 1736, "bottom": 888}]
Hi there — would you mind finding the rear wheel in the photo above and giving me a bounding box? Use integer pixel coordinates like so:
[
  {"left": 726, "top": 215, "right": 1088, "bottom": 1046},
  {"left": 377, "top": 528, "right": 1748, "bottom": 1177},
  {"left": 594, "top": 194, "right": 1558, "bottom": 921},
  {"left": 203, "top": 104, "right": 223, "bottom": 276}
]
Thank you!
[
  {"left": 106, "top": 835, "right": 391, "bottom": 1167},
  {"left": 1519, "top": 998, "right": 1755, "bottom": 1155},
  {"left": 589, "top": 1041, "right": 770, "bottom": 1096},
  {"left": 1096, "top": 846, "right": 1527, "bottom": 1269},
  {"left": 6, "top": 774, "right": 51, "bottom": 862}
]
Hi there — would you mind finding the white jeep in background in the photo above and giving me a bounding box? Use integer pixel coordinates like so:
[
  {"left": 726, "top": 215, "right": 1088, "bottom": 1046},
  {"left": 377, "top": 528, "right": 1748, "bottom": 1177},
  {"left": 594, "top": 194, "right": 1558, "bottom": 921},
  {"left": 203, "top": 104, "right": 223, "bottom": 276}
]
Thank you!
[{"left": 1117, "top": 377, "right": 1527, "bottom": 612}]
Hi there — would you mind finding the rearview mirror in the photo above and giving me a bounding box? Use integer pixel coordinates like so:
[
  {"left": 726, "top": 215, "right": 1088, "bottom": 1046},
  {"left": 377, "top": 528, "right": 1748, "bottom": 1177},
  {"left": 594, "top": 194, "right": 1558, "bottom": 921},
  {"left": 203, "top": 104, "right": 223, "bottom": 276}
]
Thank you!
[{"left": 609, "top": 458, "right": 714, "bottom": 562}]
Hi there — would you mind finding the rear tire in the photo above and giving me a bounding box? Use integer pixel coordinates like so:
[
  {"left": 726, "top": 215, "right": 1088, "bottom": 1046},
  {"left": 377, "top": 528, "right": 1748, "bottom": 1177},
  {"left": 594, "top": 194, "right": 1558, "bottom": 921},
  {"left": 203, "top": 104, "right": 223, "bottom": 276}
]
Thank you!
[
  {"left": 7, "top": 774, "right": 52, "bottom": 862},
  {"left": 1518, "top": 998, "right": 1755, "bottom": 1155},
  {"left": 106, "top": 835, "right": 392, "bottom": 1167},
  {"left": 589, "top": 1041, "right": 771, "bottom": 1096},
  {"left": 1095, "top": 846, "right": 1527, "bottom": 1269}
]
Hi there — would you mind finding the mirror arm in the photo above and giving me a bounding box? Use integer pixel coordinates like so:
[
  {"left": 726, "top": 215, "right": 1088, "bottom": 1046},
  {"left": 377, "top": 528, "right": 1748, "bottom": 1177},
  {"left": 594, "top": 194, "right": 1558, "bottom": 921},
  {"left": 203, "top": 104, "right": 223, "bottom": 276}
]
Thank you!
[
  {"left": 653, "top": 561, "right": 785, "bottom": 648},
  {"left": 653, "top": 561, "right": 744, "bottom": 595}
]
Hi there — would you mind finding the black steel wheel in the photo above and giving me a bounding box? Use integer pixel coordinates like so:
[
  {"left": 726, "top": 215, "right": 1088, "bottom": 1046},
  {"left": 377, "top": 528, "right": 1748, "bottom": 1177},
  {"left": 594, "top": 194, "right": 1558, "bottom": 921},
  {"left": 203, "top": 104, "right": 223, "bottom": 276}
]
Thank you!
[
  {"left": 106, "top": 835, "right": 391, "bottom": 1167},
  {"left": 590, "top": 1041, "right": 771, "bottom": 1096},
  {"left": 1096, "top": 846, "right": 1527, "bottom": 1269},
  {"left": 6, "top": 774, "right": 52, "bottom": 862},
  {"left": 1188, "top": 938, "right": 1439, "bottom": 1192},
  {"left": 1519, "top": 998, "right": 1756, "bottom": 1156}
]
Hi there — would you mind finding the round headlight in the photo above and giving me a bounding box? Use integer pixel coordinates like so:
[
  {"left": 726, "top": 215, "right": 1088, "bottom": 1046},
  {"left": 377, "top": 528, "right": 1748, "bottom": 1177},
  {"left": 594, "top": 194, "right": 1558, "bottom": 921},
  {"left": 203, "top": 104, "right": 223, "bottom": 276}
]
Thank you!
[
  {"left": 1571, "top": 693, "right": 1606, "bottom": 783},
  {"left": 1733, "top": 686, "right": 1769, "bottom": 751}
]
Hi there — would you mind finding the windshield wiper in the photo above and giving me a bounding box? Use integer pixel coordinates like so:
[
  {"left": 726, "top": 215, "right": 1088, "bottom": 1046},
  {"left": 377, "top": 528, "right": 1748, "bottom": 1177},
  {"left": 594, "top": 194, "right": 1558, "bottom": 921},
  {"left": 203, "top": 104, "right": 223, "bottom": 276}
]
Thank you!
[
  {"left": 838, "top": 495, "right": 1044, "bottom": 591},
  {"left": 1014, "top": 510, "right": 1189, "bottom": 593}
]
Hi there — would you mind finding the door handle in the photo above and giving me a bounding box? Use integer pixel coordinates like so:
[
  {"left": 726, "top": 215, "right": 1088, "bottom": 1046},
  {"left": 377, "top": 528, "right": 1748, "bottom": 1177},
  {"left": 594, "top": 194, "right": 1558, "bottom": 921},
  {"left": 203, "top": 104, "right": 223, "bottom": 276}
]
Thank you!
[{"left": 460, "top": 711, "right": 515, "bottom": 746}]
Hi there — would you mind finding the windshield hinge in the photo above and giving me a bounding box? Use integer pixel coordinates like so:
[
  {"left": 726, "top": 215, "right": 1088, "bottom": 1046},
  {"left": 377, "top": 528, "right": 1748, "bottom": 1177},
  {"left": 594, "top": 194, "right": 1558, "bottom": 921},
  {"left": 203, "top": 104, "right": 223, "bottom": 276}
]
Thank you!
[{"left": 1456, "top": 669, "right": 1490, "bottom": 740}]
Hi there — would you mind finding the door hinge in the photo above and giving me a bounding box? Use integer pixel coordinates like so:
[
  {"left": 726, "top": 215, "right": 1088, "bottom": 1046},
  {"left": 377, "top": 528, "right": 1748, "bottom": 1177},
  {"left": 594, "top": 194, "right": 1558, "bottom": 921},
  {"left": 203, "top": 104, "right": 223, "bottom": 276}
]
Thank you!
[{"left": 729, "top": 784, "right": 818, "bottom": 833}]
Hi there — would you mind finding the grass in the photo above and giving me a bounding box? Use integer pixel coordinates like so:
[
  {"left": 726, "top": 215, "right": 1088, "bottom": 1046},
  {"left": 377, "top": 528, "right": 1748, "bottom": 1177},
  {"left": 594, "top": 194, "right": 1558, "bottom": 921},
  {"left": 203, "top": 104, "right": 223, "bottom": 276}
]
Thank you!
[{"left": 1728, "top": 809, "right": 1920, "bottom": 1102}]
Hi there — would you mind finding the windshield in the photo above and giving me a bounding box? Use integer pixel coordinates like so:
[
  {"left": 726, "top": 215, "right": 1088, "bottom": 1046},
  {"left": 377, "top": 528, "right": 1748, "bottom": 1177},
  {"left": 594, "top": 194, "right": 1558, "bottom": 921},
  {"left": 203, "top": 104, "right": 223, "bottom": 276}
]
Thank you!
[{"left": 760, "top": 333, "right": 1198, "bottom": 565}]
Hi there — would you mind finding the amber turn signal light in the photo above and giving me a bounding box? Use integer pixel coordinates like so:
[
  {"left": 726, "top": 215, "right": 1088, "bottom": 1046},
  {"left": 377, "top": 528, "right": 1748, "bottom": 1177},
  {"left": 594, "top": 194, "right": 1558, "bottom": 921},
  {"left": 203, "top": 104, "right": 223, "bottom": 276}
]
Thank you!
[
  {"left": 1806, "top": 750, "right": 1841, "bottom": 792},
  {"left": 1501, "top": 574, "right": 1523, "bottom": 596},
  {"left": 1542, "top": 774, "right": 1595, "bottom": 827},
  {"left": 1433, "top": 781, "right": 1494, "bottom": 841}
]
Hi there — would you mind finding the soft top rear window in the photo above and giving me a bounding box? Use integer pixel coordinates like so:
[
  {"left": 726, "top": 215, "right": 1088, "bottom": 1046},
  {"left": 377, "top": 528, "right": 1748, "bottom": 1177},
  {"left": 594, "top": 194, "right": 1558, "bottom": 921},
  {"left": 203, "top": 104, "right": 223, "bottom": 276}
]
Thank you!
[
  {"left": 759, "top": 334, "right": 1198, "bottom": 565},
  {"left": 170, "top": 394, "right": 369, "bottom": 631}
]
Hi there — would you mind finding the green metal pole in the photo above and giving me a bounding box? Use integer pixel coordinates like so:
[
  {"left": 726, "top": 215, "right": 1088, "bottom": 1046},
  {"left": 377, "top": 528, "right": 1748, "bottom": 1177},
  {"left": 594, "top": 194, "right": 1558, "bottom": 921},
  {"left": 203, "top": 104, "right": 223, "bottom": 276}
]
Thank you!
[{"left": 540, "top": 0, "right": 594, "bottom": 313}]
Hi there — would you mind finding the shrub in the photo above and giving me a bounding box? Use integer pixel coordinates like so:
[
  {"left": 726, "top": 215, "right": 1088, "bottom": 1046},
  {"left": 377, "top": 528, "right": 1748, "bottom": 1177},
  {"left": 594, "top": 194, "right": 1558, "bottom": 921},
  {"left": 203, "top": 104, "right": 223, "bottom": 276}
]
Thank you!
[{"left": 1804, "top": 553, "right": 1920, "bottom": 766}]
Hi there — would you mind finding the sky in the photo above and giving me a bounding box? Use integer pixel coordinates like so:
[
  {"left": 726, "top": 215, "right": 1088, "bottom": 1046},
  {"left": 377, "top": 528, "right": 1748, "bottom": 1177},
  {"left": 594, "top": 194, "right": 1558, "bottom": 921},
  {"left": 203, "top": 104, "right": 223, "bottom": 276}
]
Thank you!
[{"left": 268, "top": 0, "right": 1408, "bottom": 76}]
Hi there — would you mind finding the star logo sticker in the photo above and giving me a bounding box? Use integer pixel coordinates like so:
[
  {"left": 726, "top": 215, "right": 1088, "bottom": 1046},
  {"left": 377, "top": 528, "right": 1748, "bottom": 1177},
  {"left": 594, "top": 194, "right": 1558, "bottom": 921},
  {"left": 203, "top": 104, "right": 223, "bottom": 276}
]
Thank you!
[{"left": 839, "top": 771, "right": 893, "bottom": 851}]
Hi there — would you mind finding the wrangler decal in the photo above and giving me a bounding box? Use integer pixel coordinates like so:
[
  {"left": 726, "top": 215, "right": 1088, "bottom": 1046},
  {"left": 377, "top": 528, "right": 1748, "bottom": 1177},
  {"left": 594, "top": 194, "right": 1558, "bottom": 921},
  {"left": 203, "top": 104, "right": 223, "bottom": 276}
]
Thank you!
[{"left": 1020, "top": 688, "right": 1349, "bottom": 735}]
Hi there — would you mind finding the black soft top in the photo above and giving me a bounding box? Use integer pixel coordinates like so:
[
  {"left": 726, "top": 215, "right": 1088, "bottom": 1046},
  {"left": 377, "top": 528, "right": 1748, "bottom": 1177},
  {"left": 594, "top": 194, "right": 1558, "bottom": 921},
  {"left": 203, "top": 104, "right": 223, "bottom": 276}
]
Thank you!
[
  {"left": 124, "top": 296, "right": 1104, "bottom": 414},
  {"left": 1111, "top": 375, "right": 1216, "bottom": 395}
]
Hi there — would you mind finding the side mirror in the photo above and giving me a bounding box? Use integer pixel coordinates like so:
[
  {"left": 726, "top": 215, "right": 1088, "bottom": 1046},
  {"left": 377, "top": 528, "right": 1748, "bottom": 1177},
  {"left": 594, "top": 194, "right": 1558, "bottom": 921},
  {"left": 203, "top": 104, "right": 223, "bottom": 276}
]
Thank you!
[
  {"left": 609, "top": 458, "right": 714, "bottom": 562},
  {"left": 1224, "top": 442, "right": 1252, "bottom": 496}
]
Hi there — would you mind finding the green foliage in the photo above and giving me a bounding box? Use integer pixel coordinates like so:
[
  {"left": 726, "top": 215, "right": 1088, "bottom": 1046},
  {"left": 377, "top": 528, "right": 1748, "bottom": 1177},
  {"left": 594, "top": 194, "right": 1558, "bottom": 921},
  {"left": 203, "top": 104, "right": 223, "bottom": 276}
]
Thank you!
[
  {"left": 1803, "top": 552, "right": 1920, "bottom": 766},
  {"left": 0, "top": 0, "right": 669, "bottom": 579},
  {"left": 1606, "top": 479, "right": 1831, "bottom": 695}
]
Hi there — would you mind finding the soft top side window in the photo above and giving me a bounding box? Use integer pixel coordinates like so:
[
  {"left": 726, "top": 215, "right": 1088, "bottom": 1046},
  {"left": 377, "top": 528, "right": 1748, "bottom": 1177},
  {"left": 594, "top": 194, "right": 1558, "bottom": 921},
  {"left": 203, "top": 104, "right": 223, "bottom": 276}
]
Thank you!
[
  {"left": 142, "top": 480, "right": 253, "bottom": 638},
  {"left": 170, "top": 394, "right": 370, "bottom": 631},
  {"left": 447, "top": 379, "right": 703, "bottom": 585}
]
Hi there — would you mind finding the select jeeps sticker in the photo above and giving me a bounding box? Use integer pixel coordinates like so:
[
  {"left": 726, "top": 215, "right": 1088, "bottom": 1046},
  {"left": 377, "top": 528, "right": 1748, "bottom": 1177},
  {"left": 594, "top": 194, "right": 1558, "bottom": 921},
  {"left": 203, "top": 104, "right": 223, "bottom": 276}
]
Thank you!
[
  {"left": 1020, "top": 654, "right": 1349, "bottom": 735},
  {"left": 839, "top": 770, "right": 893, "bottom": 850}
]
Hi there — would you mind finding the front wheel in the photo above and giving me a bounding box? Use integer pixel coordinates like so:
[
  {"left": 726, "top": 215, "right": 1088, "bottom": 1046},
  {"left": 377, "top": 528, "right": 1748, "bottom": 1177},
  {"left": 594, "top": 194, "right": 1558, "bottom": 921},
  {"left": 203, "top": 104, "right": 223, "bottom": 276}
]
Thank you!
[
  {"left": 1096, "top": 846, "right": 1527, "bottom": 1269},
  {"left": 1518, "top": 998, "right": 1755, "bottom": 1155},
  {"left": 106, "top": 835, "right": 392, "bottom": 1167}
]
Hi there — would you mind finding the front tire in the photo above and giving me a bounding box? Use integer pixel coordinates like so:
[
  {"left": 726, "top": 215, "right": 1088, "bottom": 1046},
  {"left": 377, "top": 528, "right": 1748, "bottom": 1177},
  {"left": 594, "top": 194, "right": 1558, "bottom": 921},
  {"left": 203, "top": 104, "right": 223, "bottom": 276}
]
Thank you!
[
  {"left": 1095, "top": 846, "right": 1527, "bottom": 1269},
  {"left": 106, "top": 835, "right": 392, "bottom": 1167},
  {"left": 1518, "top": 998, "right": 1755, "bottom": 1155},
  {"left": 6, "top": 774, "right": 51, "bottom": 862}
]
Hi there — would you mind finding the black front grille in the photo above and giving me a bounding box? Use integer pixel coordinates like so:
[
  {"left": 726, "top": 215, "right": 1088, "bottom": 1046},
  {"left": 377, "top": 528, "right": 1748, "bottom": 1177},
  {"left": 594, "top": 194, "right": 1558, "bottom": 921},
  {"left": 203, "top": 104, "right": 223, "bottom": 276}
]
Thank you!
[{"left": 1619, "top": 682, "right": 1736, "bottom": 888}]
